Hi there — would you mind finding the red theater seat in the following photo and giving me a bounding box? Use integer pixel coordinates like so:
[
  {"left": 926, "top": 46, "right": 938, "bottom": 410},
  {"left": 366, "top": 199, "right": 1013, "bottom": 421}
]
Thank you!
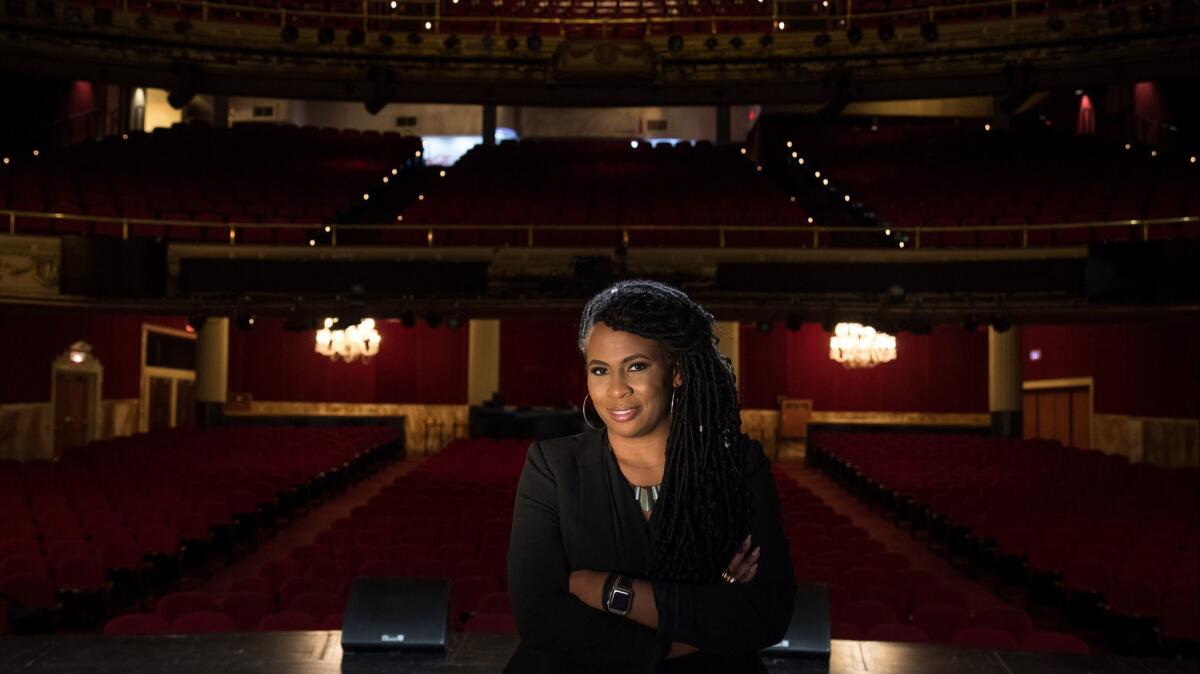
[
  {"left": 1020, "top": 631, "right": 1091, "bottom": 654},
  {"left": 839, "top": 600, "right": 898, "bottom": 634},
  {"left": 972, "top": 606, "right": 1034, "bottom": 643},
  {"left": 220, "top": 592, "right": 276, "bottom": 631},
  {"left": 912, "top": 603, "right": 971, "bottom": 643},
  {"left": 950, "top": 627, "right": 1019, "bottom": 650},
  {"left": 156, "top": 591, "right": 219, "bottom": 624},
  {"left": 171, "top": 611, "right": 235, "bottom": 634},
  {"left": 104, "top": 613, "right": 170, "bottom": 635}
]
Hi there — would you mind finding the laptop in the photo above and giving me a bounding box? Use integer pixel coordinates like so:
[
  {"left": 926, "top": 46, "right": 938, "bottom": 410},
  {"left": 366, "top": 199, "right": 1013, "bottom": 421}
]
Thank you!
[
  {"left": 340, "top": 577, "right": 452, "bottom": 652},
  {"left": 760, "top": 583, "right": 832, "bottom": 658}
]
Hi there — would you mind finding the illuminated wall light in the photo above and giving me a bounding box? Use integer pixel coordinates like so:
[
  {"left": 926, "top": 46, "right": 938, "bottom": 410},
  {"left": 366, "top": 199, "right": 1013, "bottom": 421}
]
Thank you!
[
  {"left": 984, "top": 123, "right": 991, "bottom": 131},
  {"left": 1029, "top": 349, "right": 1042, "bottom": 362},
  {"left": 309, "top": 239, "right": 316, "bottom": 246},
  {"left": 885, "top": 228, "right": 891, "bottom": 235},
  {"left": 756, "top": 165, "right": 763, "bottom": 172},
  {"left": 740, "top": 148, "right": 747, "bottom": 155},
  {"left": 798, "top": 158, "right": 805, "bottom": 165},
  {"left": 1124, "top": 143, "right": 1132, "bottom": 150},
  {"left": 778, "top": 20, "right": 786, "bottom": 29},
  {"left": 807, "top": 216, "right": 814, "bottom": 224},
  {"left": 786, "top": 141, "right": 793, "bottom": 148},
  {"left": 899, "top": 241, "right": 906, "bottom": 248},
  {"left": 1150, "top": 150, "right": 1158, "bottom": 157},
  {"left": 391, "top": 168, "right": 398, "bottom": 175},
  {"left": 439, "top": 169, "right": 447, "bottom": 177},
  {"left": 383, "top": 176, "right": 390, "bottom": 183},
  {"left": 362, "top": 193, "right": 370, "bottom": 200},
  {"left": 415, "top": 150, "right": 422, "bottom": 157},
  {"left": 791, "top": 151, "right": 798, "bottom": 158},
  {"left": 32, "top": 149, "right": 40, "bottom": 157},
  {"left": 630, "top": 140, "right": 639, "bottom": 149},
  {"left": 324, "top": 226, "right": 332, "bottom": 232},
  {"left": 1190, "top": 156, "right": 1196, "bottom": 163},
  {"left": 418, "top": 194, "right": 425, "bottom": 200},
  {"left": 843, "top": 194, "right": 850, "bottom": 202},
  {"left": 789, "top": 196, "right": 796, "bottom": 202},
  {"left": 822, "top": 178, "right": 829, "bottom": 185},
  {"left": 424, "top": 20, "right": 432, "bottom": 29},
  {"left": 2, "top": 157, "right": 8, "bottom": 165},
  {"left": 121, "top": 134, "right": 128, "bottom": 140},
  {"left": 397, "top": 215, "right": 404, "bottom": 221},
  {"left": 389, "top": 0, "right": 396, "bottom": 7}
]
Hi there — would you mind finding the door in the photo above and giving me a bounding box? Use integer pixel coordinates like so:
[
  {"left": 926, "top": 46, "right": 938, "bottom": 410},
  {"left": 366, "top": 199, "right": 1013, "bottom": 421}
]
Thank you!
[
  {"left": 1023, "top": 386, "right": 1091, "bottom": 449},
  {"left": 148, "top": 377, "right": 173, "bottom": 432},
  {"left": 54, "top": 372, "right": 90, "bottom": 455},
  {"left": 174, "top": 379, "right": 196, "bottom": 430}
]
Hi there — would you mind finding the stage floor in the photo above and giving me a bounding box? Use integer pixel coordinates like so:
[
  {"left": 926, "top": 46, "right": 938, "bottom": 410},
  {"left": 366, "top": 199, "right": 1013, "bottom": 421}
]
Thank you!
[{"left": 0, "top": 631, "right": 1193, "bottom": 673}]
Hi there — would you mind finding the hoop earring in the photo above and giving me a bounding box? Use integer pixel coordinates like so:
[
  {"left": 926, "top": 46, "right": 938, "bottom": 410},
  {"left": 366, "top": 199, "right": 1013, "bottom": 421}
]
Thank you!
[
  {"left": 669, "top": 387, "right": 676, "bottom": 416},
  {"left": 582, "top": 393, "right": 603, "bottom": 431}
]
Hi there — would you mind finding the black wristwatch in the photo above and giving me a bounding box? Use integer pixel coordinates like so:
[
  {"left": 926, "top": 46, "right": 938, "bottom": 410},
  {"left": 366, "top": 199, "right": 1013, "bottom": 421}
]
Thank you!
[{"left": 603, "top": 573, "right": 635, "bottom": 616}]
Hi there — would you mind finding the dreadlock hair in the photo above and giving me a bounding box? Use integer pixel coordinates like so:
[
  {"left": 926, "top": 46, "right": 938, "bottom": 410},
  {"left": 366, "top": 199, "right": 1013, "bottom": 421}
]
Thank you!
[{"left": 577, "top": 279, "right": 751, "bottom": 584}]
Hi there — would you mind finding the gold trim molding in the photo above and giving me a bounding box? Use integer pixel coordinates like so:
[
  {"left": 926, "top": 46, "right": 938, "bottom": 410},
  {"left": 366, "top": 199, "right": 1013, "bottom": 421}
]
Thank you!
[{"left": 808, "top": 411, "right": 991, "bottom": 427}]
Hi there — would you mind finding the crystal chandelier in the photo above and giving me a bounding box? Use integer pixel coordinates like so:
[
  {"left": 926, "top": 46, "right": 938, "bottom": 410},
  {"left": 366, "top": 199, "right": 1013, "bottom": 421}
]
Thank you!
[
  {"left": 315, "top": 318, "right": 381, "bottom": 363},
  {"left": 829, "top": 322, "right": 897, "bottom": 369}
]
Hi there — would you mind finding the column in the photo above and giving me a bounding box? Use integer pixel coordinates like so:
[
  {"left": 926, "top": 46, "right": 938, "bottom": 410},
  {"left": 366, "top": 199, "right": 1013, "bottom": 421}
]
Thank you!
[
  {"left": 715, "top": 105, "right": 731, "bottom": 145},
  {"left": 467, "top": 319, "right": 501, "bottom": 406},
  {"left": 482, "top": 104, "right": 497, "bottom": 147},
  {"left": 715, "top": 321, "right": 740, "bottom": 385},
  {"left": 212, "top": 95, "right": 231, "bottom": 128},
  {"left": 195, "top": 317, "right": 229, "bottom": 428},
  {"left": 988, "top": 326, "right": 1022, "bottom": 438}
]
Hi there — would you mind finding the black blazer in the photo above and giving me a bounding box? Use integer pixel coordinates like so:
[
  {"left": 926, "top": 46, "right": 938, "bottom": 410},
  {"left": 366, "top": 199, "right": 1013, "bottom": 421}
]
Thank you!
[{"left": 505, "top": 428, "right": 796, "bottom": 674}]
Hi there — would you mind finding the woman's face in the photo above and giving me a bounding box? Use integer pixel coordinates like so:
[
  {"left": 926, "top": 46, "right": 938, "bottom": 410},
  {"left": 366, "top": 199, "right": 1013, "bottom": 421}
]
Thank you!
[{"left": 584, "top": 321, "right": 682, "bottom": 440}]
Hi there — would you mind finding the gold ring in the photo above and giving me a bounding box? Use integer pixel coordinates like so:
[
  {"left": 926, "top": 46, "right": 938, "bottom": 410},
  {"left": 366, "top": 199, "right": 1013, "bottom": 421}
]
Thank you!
[{"left": 720, "top": 570, "right": 736, "bottom": 583}]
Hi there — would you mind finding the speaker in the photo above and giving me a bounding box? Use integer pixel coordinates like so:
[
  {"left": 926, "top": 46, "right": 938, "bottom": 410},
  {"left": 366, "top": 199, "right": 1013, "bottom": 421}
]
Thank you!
[
  {"left": 341, "top": 577, "right": 451, "bottom": 652},
  {"left": 59, "top": 236, "right": 166, "bottom": 297}
]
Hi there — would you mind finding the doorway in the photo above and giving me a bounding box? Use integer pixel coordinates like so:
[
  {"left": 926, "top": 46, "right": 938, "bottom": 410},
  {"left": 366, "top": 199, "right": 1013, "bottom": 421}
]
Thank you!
[
  {"left": 50, "top": 342, "right": 104, "bottom": 458},
  {"left": 140, "top": 325, "right": 197, "bottom": 432},
  {"left": 1023, "top": 378, "right": 1093, "bottom": 449}
]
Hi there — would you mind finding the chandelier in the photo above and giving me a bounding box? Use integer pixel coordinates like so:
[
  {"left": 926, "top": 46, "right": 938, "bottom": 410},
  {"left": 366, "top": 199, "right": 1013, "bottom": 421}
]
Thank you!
[
  {"left": 315, "top": 318, "right": 381, "bottom": 363},
  {"left": 829, "top": 322, "right": 897, "bottom": 369}
]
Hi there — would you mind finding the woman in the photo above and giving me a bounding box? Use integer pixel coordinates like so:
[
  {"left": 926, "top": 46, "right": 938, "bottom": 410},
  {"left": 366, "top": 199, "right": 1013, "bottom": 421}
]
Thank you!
[{"left": 505, "top": 279, "right": 796, "bottom": 673}]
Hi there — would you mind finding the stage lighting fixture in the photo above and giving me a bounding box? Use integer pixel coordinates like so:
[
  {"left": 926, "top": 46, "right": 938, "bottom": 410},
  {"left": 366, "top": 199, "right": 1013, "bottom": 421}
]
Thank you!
[
  {"left": 756, "top": 320, "right": 773, "bottom": 334},
  {"left": 1046, "top": 15, "right": 1065, "bottom": 31},
  {"left": 167, "top": 60, "right": 199, "bottom": 109},
  {"left": 730, "top": 35, "right": 744, "bottom": 49},
  {"left": 759, "top": 33, "right": 773, "bottom": 48},
  {"left": 482, "top": 33, "right": 496, "bottom": 49},
  {"left": 813, "top": 31, "right": 831, "bottom": 47},
  {"left": 281, "top": 25, "right": 299, "bottom": 42},
  {"left": 785, "top": 314, "right": 803, "bottom": 331},
  {"left": 399, "top": 310, "right": 416, "bottom": 327},
  {"left": 527, "top": 33, "right": 543, "bottom": 51},
  {"left": 174, "top": 18, "right": 191, "bottom": 33},
  {"left": 407, "top": 31, "right": 423, "bottom": 45},
  {"left": 379, "top": 32, "right": 395, "bottom": 46},
  {"left": 347, "top": 28, "right": 365, "bottom": 45},
  {"left": 667, "top": 34, "right": 684, "bottom": 52},
  {"left": 704, "top": 35, "right": 719, "bottom": 49},
  {"left": 443, "top": 33, "right": 461, "bottom": 49},
  {"left": 877, "top": 19, "right": 895, "bottom": 41},
  {"left": 846, "top": 25, "right": 862, "bottom": 44},
  {"left": 135, "top": 12, "right": 151, "bottom": 28},
  {"left": 424, "top": 312, "right": 443, "bottom": 328},
  {"left": 921, "top": 20, "right": 938, "bottom": 42},
  {"left": 364, "top": 65, "right": 398, "bottom": 115},
  {"left": 318, "top": 26, "right": 335, "bottom": 44},
  {"left": 506, "top": 34, "right": 520, "bottom": 50}
]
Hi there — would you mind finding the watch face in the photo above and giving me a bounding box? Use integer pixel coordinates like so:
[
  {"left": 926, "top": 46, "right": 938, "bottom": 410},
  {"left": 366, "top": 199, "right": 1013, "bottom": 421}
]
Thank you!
[{"left": 609, "top": 586, "right": 633, "bottom": 614}]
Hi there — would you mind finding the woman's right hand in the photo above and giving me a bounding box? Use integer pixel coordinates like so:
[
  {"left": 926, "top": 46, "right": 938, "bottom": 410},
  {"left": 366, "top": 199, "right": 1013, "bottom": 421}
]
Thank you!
[{"left": 724, "top": 534, "right": 760, "bottom": 583}]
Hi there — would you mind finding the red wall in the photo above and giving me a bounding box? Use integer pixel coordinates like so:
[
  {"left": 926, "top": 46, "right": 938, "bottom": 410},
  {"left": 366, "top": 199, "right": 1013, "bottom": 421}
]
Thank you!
[
  {"left": 1023, "top": 322, "right": 1199, "bottom": 418},
  {"left": 499, "top": 318, "right": 587, "bottom": 408},
  {"left": 739, "top": 323, "right": 990, "bottom": 413},
  {"left": 227, "top": 318, "right": 468, "bottom": 404},
  {"left": 0, "top": 308, "right": 186, "bottom": 404}
]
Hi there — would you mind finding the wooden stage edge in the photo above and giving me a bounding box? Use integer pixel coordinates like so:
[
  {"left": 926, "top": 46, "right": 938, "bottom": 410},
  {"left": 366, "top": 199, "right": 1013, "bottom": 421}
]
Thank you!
[{"left": 0, "top": 631, "right": 1194, "bottom": 674}]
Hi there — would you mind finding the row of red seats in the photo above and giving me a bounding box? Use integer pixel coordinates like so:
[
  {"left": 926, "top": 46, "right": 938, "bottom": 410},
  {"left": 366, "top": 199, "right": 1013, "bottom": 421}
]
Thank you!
[
  {"left": 102, "top": 437, "right": 528, "bottom": 636},
  {"left": 786, "top": 123, "right": 1199, "bottom": 246},
  {"left": 0, "top": 123, "right": 423, "bottom": 240},
  {"left": 807, "top": 432, "right": 1200, "bottom": 654},
  {"left": 773, "top": 469, "right": 1092, "bottom": 653},
  {"left": 0, "top": 426, "right": 402, "bottom": 635}
]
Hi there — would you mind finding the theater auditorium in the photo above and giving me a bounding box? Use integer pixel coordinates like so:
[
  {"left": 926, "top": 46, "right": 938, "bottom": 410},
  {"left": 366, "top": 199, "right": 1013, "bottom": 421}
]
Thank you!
[{"left": 0, "top": 0, "right": 1197, "bottom": 670}]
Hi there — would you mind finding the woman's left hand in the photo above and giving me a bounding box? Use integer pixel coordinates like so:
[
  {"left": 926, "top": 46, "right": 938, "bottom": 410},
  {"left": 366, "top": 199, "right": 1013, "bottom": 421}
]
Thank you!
[{"left": 568, "top": 569, "right": 609, "bottom": 611}]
